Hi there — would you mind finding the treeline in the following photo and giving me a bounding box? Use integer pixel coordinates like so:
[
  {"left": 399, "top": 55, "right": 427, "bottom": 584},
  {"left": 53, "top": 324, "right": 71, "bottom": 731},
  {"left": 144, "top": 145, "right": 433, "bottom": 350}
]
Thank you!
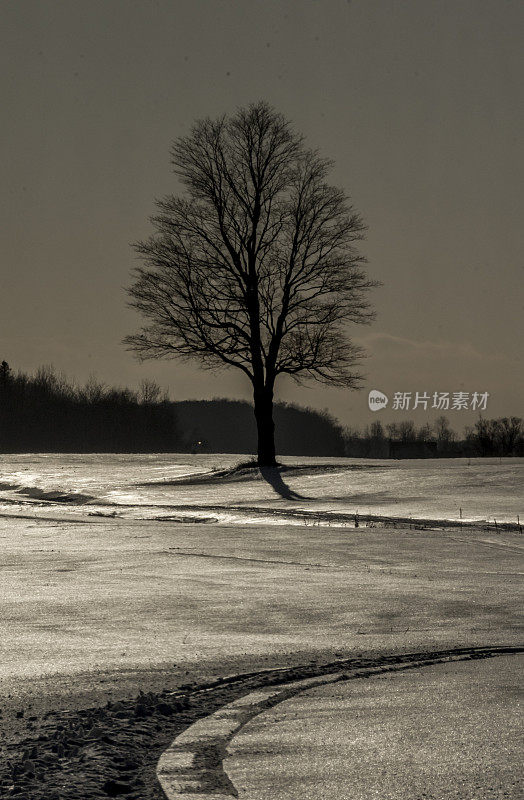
[
  {"left": 0, "top": 362, "right": 345, "bottom": 455},
  {"left": 344, "top": 416, "right": 524, "bottom": 458},
  {"left": 465, "top": 416, "right": 524, "bottom": 457},
  {"left": 1, "top": 362, "right": 521, "bottom": 457},
  {"left": 0, "top": 362, "right": 180, "bottom": 452},
  {"left": 176, "top": 399, "right": 346, "bottom": 457}
]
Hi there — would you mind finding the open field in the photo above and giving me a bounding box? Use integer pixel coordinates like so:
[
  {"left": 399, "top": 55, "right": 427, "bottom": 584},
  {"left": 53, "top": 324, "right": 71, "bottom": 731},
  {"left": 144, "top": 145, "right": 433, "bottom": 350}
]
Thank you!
[
  {"left": 1, "top": 511, "right": 522, "bottom": 695},
  {"left": 0, "top": 455, "right": 522, "bottom": 798}
]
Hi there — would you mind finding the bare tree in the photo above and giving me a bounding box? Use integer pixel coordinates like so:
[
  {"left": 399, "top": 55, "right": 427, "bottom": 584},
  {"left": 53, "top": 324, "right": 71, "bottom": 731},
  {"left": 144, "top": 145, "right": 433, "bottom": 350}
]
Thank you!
[
  {"left": 138, "top": 378, "right": 162, "bottom": 405},
  {"left": 433, "top": 415, "right": 455, "bottom": 454},
  {"left": 125, "top": 102, "right": 377, "bottom": 465},
  {"left": 496, "top": 416, "right": 522, "bottom": 456}
]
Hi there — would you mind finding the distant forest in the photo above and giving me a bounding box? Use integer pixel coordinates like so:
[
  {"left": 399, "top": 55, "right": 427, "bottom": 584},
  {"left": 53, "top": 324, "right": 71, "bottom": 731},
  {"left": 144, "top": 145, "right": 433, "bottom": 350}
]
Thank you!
[
  {"left": 0, "top": 362, "right": 522, "bottom": 457},
  {"left": 0, "top": 362, "right": 179, "bottom": 453},
  {"left": 344, "top": 417, "right": 524, "bottom": 458},
  {"left": 175, "top": 399, "right": 346, "bottom": 457},
  {"left": 0, "top": 362, "right": 345, "bottom": 456}
]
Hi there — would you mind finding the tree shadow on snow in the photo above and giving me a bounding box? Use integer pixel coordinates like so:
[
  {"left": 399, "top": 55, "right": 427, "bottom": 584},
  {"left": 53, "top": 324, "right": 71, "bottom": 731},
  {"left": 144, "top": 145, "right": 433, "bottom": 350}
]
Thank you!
[{"left": 259, "top": 466, "right": 309, "bottom": 500}]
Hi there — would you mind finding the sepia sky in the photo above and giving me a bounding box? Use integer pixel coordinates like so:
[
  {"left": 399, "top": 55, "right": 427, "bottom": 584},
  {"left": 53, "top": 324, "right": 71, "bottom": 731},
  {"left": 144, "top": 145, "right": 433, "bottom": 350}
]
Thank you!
[{"left": 2, "top": 0, "right": 522, "bottom": 430}]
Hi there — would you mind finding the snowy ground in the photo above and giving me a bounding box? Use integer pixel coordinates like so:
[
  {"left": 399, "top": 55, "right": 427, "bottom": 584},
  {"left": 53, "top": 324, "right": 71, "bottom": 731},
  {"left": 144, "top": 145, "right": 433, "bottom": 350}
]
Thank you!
[
  {"left": 0, "top": 454, "right": 521, "bottom": 799},
  {"left": 0, "top": 454, "right": 522, "bottom": 693},
  {"left": 225, "top": 655, "right": 523, "bottom": 800},
  {"left": 0, "top": 453, "right": 522, "bottom": 525}
]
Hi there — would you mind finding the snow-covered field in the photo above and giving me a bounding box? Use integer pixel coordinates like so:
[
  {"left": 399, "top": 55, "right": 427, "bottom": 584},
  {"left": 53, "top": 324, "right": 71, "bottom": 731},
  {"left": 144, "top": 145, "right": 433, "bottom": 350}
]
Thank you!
[
  {"left": 0, "top": 451, "right": 521, "bottom": 800},
  {"left": 0, "top": 453, "right": 522, "bottom": 526}
]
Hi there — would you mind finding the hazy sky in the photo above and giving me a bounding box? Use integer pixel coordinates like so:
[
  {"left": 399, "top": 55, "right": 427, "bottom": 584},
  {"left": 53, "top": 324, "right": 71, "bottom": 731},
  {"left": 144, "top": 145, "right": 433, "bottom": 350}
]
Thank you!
[{"left": 2, "top": 0, "right": 522, "bottom": 430}]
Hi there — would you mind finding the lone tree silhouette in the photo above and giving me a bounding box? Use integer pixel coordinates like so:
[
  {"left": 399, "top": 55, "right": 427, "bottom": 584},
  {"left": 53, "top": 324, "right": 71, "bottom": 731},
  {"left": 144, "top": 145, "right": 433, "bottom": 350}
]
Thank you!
[{"left": 125, "top": 102, "right": 377, "bottom": 466}]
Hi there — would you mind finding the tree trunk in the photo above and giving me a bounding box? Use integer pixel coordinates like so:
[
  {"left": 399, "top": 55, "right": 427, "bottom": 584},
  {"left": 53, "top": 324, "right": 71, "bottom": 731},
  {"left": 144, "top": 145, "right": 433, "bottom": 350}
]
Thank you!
[{"left": 253, "top": 387, "right": 277, "bottom": 466}]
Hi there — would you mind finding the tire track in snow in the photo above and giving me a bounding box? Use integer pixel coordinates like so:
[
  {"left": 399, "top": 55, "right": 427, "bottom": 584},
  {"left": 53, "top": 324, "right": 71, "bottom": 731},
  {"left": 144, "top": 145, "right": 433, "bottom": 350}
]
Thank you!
[{"left": 156, "top": 645, "right": 523, "bottom": 800}]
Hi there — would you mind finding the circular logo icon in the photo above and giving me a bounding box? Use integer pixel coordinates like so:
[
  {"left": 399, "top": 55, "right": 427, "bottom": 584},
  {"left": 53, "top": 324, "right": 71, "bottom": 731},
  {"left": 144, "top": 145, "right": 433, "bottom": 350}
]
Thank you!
[{"left": 368, "top": 389, "right": 388, "bottom": 411}]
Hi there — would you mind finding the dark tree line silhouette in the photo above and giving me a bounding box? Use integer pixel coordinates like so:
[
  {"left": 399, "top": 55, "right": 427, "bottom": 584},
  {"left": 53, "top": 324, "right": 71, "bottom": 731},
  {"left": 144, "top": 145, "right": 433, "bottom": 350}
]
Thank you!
[
  {"left": 176, "top": 399, "right": 346, "bottom": 457},
  {"left": 0, "top": 362, "right": 179, "bottom": 453},
  {"left": 465, "top": 416, "right": 524, "bottom": 457},
  {"left": 0, "top": 363, "right": 345, "bottom": 456},
  {"left": 344, "top": 416, "right": 524, "bottom": 458},
  {"left": 0, "top": 362, "right": 521, "bottom": 457}
]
